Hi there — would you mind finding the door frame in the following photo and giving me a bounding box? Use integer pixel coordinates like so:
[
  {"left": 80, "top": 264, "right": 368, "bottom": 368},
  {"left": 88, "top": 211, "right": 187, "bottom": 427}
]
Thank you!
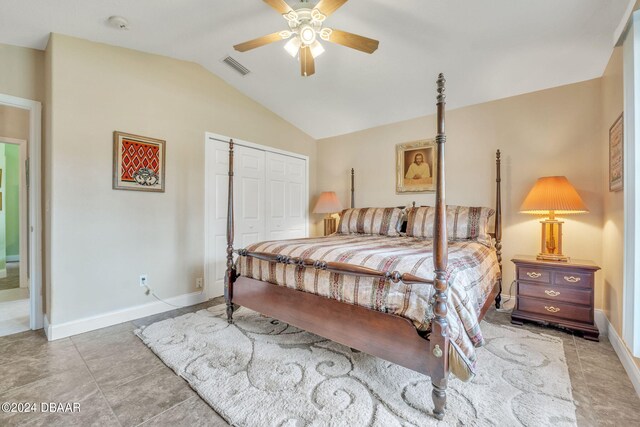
[
  {"left": 0, "top": 137, "right": 29, "bottom": 289},
  {"left": 0, "top": 94, "right": 43, "bottom": 330},
  {"left": 204, "top": 132, "right": 310, "bottom": 299}
]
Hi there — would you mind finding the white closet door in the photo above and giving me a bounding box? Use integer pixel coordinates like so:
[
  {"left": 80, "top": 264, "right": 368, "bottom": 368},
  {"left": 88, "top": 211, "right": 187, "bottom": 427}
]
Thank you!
[
  {"left": 208, "top": 141, "right": 265, "bottom": 297},
  {"left": 235, "top": 145, "right": 266, "bottom": 248},
  {"left": 266, "top": 152, "right": 307, "bottom": 240}
]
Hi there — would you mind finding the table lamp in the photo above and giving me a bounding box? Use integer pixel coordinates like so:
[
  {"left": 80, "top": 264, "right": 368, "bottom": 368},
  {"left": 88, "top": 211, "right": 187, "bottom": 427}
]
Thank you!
[
  {"left": 313, "top": 191, "right": 344, "bottom": 236},
  {"left": 520, "top": 176, "right": 588, "bottom": 262}
]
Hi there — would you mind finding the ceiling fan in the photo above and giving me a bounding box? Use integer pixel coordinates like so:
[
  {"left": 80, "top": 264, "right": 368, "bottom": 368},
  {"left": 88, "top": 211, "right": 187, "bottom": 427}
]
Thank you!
[{"left": 233, "top": 0, "right": 379, "bottom": 77}]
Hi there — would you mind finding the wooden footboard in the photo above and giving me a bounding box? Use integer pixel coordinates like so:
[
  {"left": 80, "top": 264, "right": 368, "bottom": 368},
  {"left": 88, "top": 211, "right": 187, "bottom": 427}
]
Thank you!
[{"left": 233, "top": 276, "right": 432, "bottom": 374}]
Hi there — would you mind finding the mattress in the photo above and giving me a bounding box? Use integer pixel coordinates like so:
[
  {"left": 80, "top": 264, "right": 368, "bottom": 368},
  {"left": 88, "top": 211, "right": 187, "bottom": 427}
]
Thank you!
[{"left": 236, "top": 234, "right": 500, "bottom": 374}]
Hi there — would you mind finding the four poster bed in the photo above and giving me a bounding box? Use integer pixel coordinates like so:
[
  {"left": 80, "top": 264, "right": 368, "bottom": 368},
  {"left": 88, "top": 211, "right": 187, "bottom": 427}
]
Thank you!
[{"left": 223, "top": 74, "right": 503, "bottom": 420}]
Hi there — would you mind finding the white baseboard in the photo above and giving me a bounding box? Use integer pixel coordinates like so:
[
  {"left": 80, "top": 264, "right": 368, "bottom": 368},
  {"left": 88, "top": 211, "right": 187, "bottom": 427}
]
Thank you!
[
  {"left": 0, "top": 268, "right": 7, "bottom": 279},
  {"left": 595, "top": 309, "right": 640, "bottom": 397},
  {"left": 6, "top": 255, "right": 19, "bottom": 262},
  {"left": 45, "top": 291, "right": 207, "bottom": 341},
  {"left": 594, "top": 309, "right": 609, "bottom": 337}
]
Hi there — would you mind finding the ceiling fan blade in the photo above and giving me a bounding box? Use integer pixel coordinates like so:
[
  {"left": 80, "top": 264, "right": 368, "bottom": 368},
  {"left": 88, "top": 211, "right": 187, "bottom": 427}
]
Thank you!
[
  {"left": 233, "top": 32, "right": 286, "bottom": 52},
  {"left": 314, "top": 0, "right": 348, "bottom": 17},
  {"left": 300, "top": 46, "right": 315, "bottom": 77},
  {"left": 263, "top": 0, "right": 293, "bottom": 14},
  {"left": 326, "top": 29, "right": 379, "bottom": 54}
]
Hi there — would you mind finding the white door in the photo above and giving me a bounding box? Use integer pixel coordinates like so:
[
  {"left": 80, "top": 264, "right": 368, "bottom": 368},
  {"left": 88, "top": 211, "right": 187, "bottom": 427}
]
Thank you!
[
  {"left": 206, "top": 141, "right": 265, "bottom": 298},
  {"left": 205, "top": 135, "right": 308, "bottom": 298},
  {"left": 266, "top": 152, "right": 307, "bottom": 240}
]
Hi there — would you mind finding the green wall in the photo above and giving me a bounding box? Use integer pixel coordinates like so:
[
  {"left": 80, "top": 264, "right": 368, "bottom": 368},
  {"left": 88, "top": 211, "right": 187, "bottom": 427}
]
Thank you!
[
  {"left": 5, "top": 143, "right": 19, "bottom": 259},
  {"left": 0, "top": 145, "right": 6, "bottom": 271}
]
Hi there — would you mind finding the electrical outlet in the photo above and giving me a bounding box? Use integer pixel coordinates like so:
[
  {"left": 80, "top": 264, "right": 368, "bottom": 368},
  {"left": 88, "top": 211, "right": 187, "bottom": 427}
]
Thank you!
[
  {"left": 196, "top": 278, "right": 203, "bottom": 289},
  {"left": 139, "top": 274, "right": 148, "bottom": 287}
]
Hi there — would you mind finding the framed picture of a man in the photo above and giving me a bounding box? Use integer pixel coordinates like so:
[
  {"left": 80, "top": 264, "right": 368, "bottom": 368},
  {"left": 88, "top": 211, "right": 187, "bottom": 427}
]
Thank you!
[{"left": 396, "top": 139, "right": 436, "bottom": 193}]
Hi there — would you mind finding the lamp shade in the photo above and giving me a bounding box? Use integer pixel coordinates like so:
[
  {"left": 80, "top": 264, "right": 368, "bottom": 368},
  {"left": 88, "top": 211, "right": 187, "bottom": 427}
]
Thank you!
[
  {"left": 312, "top": 191, "right": 343, "bottom": 214},
  {"left": 520, "top": 176, "right": 588, "bottom": 215}
]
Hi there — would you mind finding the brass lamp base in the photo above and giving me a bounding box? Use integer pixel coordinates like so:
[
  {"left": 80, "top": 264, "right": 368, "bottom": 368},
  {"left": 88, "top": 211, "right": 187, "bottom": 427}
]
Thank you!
[
  {"left": 537, "top": 217, "right": 569, "bottom": 262},
  {"left": 537, "top": 253, "right": 570, "bottom": 262},
  {"left": 323, "top": 216, "right": 337, "bottom": 236}
]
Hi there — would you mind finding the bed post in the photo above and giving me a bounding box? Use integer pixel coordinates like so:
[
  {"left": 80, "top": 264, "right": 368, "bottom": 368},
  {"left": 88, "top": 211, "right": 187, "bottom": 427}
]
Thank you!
[
  {"left": 351, "top": 168, "right": 355, "bottom": 208},
  {"left": 494, "top": 150, "right": 503, "bottom": 308},
  {"left": 225, "top": 139, "right": 236, "bottom": 323},
  {"left": 431, "top": 73, "right": 449, "bottom": 421}
]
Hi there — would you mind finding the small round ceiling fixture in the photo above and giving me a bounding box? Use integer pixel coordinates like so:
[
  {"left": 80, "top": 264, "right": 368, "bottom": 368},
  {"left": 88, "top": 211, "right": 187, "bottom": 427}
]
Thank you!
[
  {"left": 107, "top": 16, "right": 130, "bottom": 30},
  {"left": 299, "top": 24, "right": 316, "bottom": 45}
]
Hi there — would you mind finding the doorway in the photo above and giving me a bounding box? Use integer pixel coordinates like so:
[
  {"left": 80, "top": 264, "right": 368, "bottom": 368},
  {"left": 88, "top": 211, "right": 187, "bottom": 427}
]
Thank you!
[
  {"left": 0, "top": 137, "right": 28, "bottom": 336},
  {"left": 0, "top": 93, "right": 42, "bottom": 334}
]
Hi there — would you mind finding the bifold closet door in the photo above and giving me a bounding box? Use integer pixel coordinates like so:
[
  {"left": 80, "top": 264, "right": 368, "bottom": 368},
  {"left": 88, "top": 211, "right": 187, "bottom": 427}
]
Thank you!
[
  {"left": 265, "top": 152, "right": 306, "bottom": 240},
  {"left": 210, "top": 141, "right": 265, "bottom": 296}
]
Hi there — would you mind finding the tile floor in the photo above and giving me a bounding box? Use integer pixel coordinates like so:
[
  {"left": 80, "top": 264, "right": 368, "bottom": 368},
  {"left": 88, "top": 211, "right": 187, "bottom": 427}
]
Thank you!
[
  {"left": 0, "top": 262, "right": 29, "bottom": 336},
  {"left": 0, "top": 297, "right": 638, "bottom": 426},
  {"left": 0, "top": 298, "right": 29, "bottom": 337},
  {"left": 0, "top": 262, "right": 22, "bottom": 291}
]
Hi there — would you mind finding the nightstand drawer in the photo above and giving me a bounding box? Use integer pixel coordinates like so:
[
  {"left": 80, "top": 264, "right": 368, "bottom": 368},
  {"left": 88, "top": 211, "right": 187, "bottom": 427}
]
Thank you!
[
  {"left": 518, "top": 283, "right": 591, "bottom": 306},
  {"left": 517, "top": 297, "right": 592, "bottom": 323},
  {"left": 553, "top": 272, "right": 593, "bottom": 288},
  {"left": 517, "top": 267, "right": 551, "bottom": 284}
]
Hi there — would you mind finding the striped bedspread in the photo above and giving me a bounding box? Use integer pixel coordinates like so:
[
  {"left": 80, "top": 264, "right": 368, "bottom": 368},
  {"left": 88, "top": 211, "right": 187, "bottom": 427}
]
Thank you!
[{"left": 236, "top": 234, "right": 500, "bottom": 368}]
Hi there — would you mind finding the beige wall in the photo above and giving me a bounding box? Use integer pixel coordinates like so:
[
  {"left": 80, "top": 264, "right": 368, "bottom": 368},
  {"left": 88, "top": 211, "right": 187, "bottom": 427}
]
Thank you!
[
  {"left": 318, "top": 79, "right": 605, "bottom": 305},
  {"left": 601, "top": 47, "right": 625, "bottom": 333},
  {"left": 46, "top": 34, "right": 317, "bottom": 325},
  {"left": 0, "top": 44, "right": 44, "bottom": 102},
  {"left": 0, "top": 105, "right": 29, "bottom": 140},
  {"left": 601, "top": 46, "right": 640, "bottom": 369}
]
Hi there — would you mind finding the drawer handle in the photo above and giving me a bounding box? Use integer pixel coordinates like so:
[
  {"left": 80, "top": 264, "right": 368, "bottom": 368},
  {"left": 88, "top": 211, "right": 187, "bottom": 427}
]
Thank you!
[
  {"left": 527, "top": 272, "right": 542, "bottom": 278},
  {"left": 545, "top": 290, "right": 560, "bottom": 297},
  {"left": 564, "top": 276, "right": 581, "bottom": 283},
  {"left": 545, "top": 306, "right": 560, "bottom": 313}
]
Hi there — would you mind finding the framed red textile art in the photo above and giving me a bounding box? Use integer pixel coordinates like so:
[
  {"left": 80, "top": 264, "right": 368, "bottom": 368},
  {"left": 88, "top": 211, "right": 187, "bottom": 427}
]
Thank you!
[{"left": 113, "top": 131, "right": 166, "bottom": 192}]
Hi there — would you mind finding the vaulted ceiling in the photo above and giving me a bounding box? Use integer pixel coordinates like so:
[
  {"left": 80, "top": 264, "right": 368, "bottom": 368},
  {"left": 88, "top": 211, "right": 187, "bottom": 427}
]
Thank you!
[{"left": 0, "top": 0, "right": 631, "bottom": 138}]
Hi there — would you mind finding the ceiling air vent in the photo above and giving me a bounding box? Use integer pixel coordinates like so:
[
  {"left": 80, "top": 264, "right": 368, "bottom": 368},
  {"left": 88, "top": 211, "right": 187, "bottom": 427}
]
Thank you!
[{"left": 222, "top": 56, "right": 250, "bottom": 76}]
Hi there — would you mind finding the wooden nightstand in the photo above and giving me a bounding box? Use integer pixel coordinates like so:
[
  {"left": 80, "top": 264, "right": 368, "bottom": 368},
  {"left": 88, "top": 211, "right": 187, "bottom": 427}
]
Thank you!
[{"left": 511, "top": 256, "right": 600, "bottom": 341}]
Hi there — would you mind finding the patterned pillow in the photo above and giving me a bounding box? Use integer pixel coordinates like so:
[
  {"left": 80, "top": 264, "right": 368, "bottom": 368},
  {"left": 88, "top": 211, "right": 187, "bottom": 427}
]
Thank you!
[
  {"left": 406, "top": 205, "right": 495, "bottom": 245},
  {"left": 337, "top": 207, "right": 403, "bottom": 237}
]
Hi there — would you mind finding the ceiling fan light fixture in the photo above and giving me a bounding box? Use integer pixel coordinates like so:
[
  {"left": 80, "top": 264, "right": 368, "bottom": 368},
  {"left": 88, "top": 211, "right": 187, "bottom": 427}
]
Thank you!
[
  {"left": 299, "top": 25, "right": 316, "bottom": 45},
  {"left": 319, "top": 27, "right": 332, "bottom": 41},
  {"left": 310, "top": 9, "right": 326, "bottom": 22},
  {"left": 283, "top": 10, "right": 299, "bottom": 23},
  {"left": 284, "top": 37, "right": 302, "bottom": 57},
  {"left": 310, "top": 40, "right": 325, "bottom": 58},
  {"left": 233, "top": 0, "right": 379, "bottom": 76}
]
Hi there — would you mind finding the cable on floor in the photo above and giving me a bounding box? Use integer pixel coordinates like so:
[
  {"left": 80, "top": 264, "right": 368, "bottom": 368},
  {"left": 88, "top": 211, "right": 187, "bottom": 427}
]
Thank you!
[
  {"left": 495, "top": 279, "right": 516, "bottom": 313},
  {"left": 143, "top": 285, "right": 205, "bottom": 309}
]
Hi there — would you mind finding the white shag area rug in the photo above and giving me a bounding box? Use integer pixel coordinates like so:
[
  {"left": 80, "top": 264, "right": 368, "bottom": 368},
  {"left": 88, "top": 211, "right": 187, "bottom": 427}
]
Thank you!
[{"left": 135, "top": 305, "right": 577, "bottom": 426}]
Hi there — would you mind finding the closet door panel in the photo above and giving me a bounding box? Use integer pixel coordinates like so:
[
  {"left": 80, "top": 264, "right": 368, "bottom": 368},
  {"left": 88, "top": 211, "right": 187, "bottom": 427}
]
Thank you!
[
  {"left": 286, "top": 156, "right": 306, "bottom": 239},
  {"left": 210, "top": 142, "right": 232, "bottom": 296},
  {"left": 235, "top": 145, "right": 266, "bottom": 249},
  {"left": 210, "top": 142, "right": 265, "bottom": 297},
  {"left": 266, "top": 152, "right": 307, "bottom": 240},
  {"left": 266, "top": 152, "right": 286, "bottom": 239}
]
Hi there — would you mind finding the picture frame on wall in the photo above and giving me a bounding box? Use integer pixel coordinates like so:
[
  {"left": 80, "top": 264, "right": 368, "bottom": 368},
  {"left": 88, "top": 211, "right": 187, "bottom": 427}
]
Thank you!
[
  {"left": 396, "top": 139, "right": 437, "bottom": 193},
  {"left": 113, "top": 131, "right": 166, "bottom": 192},
  {"left": 609, "top": 113, "right": 623, "bottom": 192}
]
